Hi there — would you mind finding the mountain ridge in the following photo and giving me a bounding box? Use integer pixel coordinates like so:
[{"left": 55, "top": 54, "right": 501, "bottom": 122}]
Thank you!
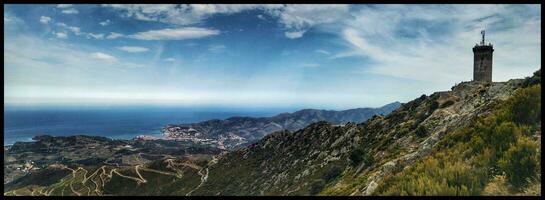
[{"left": 161, "top": 102, "right": 402, "bottom": 149}]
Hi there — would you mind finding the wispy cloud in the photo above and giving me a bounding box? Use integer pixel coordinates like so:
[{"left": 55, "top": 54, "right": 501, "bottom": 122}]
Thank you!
[
  {"left": 130, "top": 27, "right": 220, "bottom": 40},
  {"left": 91, "top": 52, "right": 117, "bottom": 63},
  {"left": 267, "top": 5, "right": 351, "bottom": 39},
  {"left": 99, "top": 19, "right": 111, "bottom": 26},
  {"left": 57, "top": 4, "right": 73, "bottom": 9},
  {"left": 106, "top": 32, "right": 124, "bottom": 39},
  {"left": 55, "top": 32, "right": 68, "bottom": 39},
  {"left": 315, "top": 49, "right": 330, "bottom": 55},
  {"left": 61, "top": 8, "right": 79, "bottom": 14},
  {"left": 299, "top": 63, "right": 320, "bottom": 68},
  {"left": 87, "top": 33, "right": 104, "bottom": 39},
  {"left": 39, "top": 16, "right": 51, "bottom": 24},
  {"left": 163, "top": 58, "right": 176, "bottom": 62},
  {"left": 285, "top": 30, "right": 305, "bottom": 39},
  {"left": 103, "top": 4, "right": 280, "bottom": 26},
  {"left": 55, "top": 22, "right": 83, "bottom": 35},
  {"left": 117, "top": 46, "right": 149, "bottom": 53},
  {"left": 208, "top": 44, "right": 226, "bottom": 53},
  {"left": 103, "top": 4, "right": 348, "bottom": 39},
  {"left": 335, "top": 5, "right": 541, "bottom": 88}
]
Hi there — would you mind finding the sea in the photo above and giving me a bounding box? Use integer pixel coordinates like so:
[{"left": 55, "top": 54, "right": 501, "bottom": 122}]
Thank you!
[{"left": 3, "top": 106, "right": 295, "bottom": 146}]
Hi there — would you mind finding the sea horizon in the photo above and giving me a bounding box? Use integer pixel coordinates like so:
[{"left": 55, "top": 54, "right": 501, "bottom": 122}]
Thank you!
[{"left": 3, "top": 106, "right": 303, "bottom": 146}]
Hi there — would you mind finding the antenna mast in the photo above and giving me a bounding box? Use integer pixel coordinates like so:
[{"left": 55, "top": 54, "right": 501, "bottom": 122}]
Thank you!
[{"left": 481, "top": 30, "right": 485, "bottom": 45}]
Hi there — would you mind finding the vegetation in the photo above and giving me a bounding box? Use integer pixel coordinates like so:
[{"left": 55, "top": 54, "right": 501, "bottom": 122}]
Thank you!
[
  {"left": 349, "top": 147, "right": 375, "bottom": 168},
  {"left": 440, "top": 100, "right": 455, "bottom": 108},
  {"left": 374, "top": 84, "right": 541, "bottom": 195},
  {"left": 324, "top": 165, "right": 343, "bottom": 182},
  {"left": 310, "top": 179, "right": 326, "bottom": 195},
  {"left": 429, "top": 101, "right": 439, "bottom": 111},
  {"left": 498, "top": 137, "right": 540, "bottom": 188},
  {"left": 415, "top": 125, "right": 427, "bottom": 137}
]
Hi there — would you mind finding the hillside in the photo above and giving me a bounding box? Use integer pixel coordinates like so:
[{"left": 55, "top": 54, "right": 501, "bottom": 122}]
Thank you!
[
  {"left": 189, "top": 70, "right": 540, "bottom": 195},
  {"left": 3, "top": 135, "right": 222, "bottom": 194},
  {"left": 161, "top": 102, "right": 401, "bottom": 149},
  {"left": 4, "top": 70, "right": 540, "bottom": 196}
]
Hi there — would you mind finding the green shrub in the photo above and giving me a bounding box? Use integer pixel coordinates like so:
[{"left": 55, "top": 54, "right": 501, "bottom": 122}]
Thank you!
[
  {"left": 415, "top": 125, "right": 427, "bottom": 137},
  {"left": 324, "top": 165, "right": 343, "bottom": 182},
  {"left": 507, "top": 85, "right": 541, "bottom": 125},
  {"left": 429, "top": 101, "right": 439, "bottom": 111},
  {"left": 522, "top": 70, "right": 541, "bottom": 87},
  {"left": 349, "top": 148, "right": 374, "bottom": 167},
  {"left": 349, "top": 148, "right": 364, "bottom": 167},
  {"left": 309, "top": 179, "right": 326, "bottom": 195},
  {"left": 488, "top": 122, "right": 519, "bottom": 161},
  {"left": 498, "top": 136, "right": 539, "bottom": 188}
]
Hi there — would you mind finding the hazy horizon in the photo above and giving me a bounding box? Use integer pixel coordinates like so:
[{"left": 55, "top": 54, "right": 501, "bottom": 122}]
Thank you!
[{"left": 4, "top": 4, "right": 541, "bottom": 109}]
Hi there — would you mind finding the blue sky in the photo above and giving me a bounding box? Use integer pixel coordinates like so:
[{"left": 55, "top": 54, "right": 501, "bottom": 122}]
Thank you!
[{"left": 4, "top": 4, "right": 541, "bottom": 109}]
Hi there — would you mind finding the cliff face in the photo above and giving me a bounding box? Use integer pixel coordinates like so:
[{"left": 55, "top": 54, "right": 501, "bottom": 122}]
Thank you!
[{"left": 162, "top": 102, "right": 401, "bottom": 149}]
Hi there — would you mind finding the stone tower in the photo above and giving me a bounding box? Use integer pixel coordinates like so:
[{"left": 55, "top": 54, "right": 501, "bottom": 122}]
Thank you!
[{"left": 473, "top": 30, "right": 494, "bottom": 82}]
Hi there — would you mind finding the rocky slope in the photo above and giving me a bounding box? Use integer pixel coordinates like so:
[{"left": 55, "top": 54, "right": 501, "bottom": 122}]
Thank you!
[
  {"left": 188, "top": 74, "right": 537, "bottom": 195},
  {"left": 162, "top": 102, "right": 401, "bottom": 149},
  {"left": 4, "top": 70, "right": 540, "bottom": 196}
]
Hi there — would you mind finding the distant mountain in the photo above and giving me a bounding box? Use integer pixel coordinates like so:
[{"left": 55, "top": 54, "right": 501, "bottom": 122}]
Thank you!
[{"left": 161, "top": 102, "right": 402, "bottom": 149}]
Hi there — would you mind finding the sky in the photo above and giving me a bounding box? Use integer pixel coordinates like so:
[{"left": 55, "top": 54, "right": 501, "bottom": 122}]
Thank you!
[{"left": 3, "top": 4, "right": 541, "bottom": 110}]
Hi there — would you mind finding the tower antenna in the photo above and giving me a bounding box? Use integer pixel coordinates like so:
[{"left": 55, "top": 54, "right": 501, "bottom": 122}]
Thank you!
[{"left": 481, "top": 30, "right": 485, "bottom": 45}]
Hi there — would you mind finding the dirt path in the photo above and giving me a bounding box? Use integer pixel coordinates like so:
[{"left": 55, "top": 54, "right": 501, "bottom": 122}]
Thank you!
[{"left": 20, "top": 158, "right": 209, "bottom": 196}]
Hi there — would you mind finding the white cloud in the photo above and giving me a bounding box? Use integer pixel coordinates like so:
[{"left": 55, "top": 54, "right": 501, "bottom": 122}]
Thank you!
[
  {"left": 163, "top": 58, "right": 176, "bottom": 62},
  {"left": 55, "top": 22, "right": 83, "bottom": 35},
  {"left": 87, "top": 33, "right": 104, "bottom": 39},
  {"left": 39, "top": 16, "right": 51, "bottom": 24},
  {"left": 106, "top": 32, "right": 124, "bottom": 39},
  {"left": 104, "top": 4, "right": 280, "bottom": 26},
  {"left": 315, "top": 49, "right": 330, "bottom": 55},
  {"left": 55, "top": 22, "right": 67, "bottom": 27},
  {"left": 285, "top": 30, "right": 305, "bottom": 39},
  {"left": 55, "top": 32, "right": 68, "bottom": 39},
  {"left": 99, "top": 19, "right": 111, "bottom": 26},
  {"left": 208, "top": 44, "right": 226, "bottom": 53},
  {"left": 67, "top": 26, "right": 81, "bottom": 35},
  {"left": 117, "top": 46, "right": 149, "bottom": 53},
  {"left": 268, "top": 5, "right": 351, "bottom": 38},
  {"left": 104, "top": 4, "right": 346, "bottom": 39},
  {"left": 91, "top": 52, "right": 117, "bottom": 63},
  {"left": 62, "top": 8, "right": 79, "bottom": 14},
  {"left": 334, "top": 4, "right": 541, "bottom": 91},
  {"left": 131, "top": 27, "right": 220, "bottom": 40},
  {"left": 4, "top": 14, "right": 24, "bottom": 26},
  {"left": 57, "top": 4, "right": 73, "bottom": 8}
]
